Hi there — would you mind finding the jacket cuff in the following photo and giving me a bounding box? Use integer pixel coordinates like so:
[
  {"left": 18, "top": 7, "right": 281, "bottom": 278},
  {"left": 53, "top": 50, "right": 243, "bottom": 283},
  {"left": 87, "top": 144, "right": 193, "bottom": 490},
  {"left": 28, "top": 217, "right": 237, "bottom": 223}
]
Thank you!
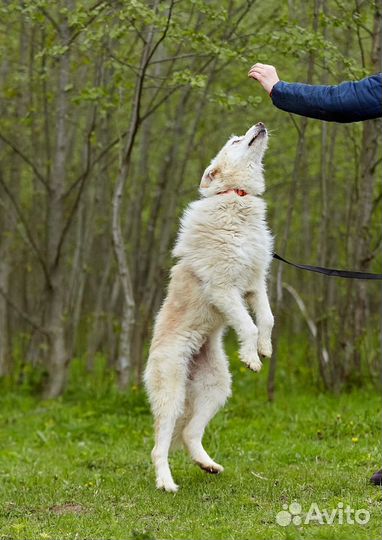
[{"left": 270, "top": 80, "right": 284, "bottom": 99}]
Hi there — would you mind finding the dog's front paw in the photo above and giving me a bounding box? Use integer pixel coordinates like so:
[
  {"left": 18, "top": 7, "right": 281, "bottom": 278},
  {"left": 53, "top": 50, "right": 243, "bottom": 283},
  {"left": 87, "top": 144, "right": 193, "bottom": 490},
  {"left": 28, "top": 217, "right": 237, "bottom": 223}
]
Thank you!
[
  {"left": 240, "top": 342, "right": 262, "bottom": 372},
  {"left": 258, "top": 338, "right": 272, "bottom": 358},
  {"left": 244, "top": 357, "right": 263, "bottom": 372}
]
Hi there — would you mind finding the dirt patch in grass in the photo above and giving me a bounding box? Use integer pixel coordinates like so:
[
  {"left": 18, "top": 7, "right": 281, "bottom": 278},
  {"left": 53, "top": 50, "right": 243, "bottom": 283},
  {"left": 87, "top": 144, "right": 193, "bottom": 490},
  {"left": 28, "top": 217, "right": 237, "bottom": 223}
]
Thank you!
[{"left": 49, "top": 503, "right": 86, "bottom": 515}]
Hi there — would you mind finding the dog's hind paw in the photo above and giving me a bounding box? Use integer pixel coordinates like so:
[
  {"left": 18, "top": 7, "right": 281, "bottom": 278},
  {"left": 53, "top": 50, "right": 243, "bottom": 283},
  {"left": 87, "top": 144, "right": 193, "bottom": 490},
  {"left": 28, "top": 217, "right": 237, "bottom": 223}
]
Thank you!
[
  {"left": 156, "top": 477, "right": 179, "bottom": 493},
  {"left": 196, "top": 461, "right": 224, "bottom": 474}
]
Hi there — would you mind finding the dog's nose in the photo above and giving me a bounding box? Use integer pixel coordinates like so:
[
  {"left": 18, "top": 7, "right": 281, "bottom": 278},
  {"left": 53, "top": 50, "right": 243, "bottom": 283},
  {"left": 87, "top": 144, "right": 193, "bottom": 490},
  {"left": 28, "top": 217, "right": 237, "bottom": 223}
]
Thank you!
[{"left": 256, "top": 122, "right": 265, "bottom": 128}]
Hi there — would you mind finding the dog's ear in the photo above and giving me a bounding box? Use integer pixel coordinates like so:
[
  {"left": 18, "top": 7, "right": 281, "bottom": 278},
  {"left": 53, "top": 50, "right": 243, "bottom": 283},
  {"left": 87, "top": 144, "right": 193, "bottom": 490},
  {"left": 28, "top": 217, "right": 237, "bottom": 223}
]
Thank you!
[{"left": 200, "top": 167, "right": 221, "bottom": 188}]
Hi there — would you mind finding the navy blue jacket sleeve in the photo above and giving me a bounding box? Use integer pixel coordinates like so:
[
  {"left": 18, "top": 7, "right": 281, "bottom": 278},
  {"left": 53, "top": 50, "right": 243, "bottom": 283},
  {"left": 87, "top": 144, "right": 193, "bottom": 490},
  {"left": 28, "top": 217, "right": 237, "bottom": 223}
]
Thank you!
[{"left": 270, "top": 74, "right": 382, "bottom": 122}]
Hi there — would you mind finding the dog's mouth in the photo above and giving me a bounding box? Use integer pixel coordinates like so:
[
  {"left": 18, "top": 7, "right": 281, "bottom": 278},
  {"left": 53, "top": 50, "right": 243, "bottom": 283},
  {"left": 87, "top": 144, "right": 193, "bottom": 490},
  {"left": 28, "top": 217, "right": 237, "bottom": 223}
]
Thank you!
[{"left": 248, "top": 128, "right": 267, "bottom": 147}]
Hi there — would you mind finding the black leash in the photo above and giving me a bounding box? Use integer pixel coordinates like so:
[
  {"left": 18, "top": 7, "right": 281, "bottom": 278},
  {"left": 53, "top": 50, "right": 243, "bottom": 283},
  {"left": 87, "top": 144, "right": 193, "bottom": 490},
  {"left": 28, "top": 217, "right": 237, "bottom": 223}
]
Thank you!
[{"left": 273, "top": 252, "right": 382, "bottom": 280}]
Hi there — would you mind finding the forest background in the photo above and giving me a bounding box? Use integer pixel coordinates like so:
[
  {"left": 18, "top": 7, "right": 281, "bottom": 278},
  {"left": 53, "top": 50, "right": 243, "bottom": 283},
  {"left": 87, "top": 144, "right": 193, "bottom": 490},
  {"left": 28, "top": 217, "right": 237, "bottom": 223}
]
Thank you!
[{"left": 1, "top": 0, "right": 381, "bottom": 397}]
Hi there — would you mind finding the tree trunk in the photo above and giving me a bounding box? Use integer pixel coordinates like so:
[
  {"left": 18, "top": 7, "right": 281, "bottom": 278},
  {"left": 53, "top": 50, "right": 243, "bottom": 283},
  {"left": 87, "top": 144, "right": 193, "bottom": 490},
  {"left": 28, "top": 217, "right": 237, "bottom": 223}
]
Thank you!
[
  {"left": 352, "top": 117, "right": 382, "bottom": 369},
  {"left": 268, "top": 0, "right": 322, "bottom": 400},
  {"left": 43, "top": 16, "right": 70, "bottom": 399},
  {"left": 111, "top": 21, "right": 157, "bottom": 388},
  {"left": 0, "top": 243, "right": 11, "bottom": 376},
  {"left": 350, "top": 3, "right": 381, "bottom": 374}
]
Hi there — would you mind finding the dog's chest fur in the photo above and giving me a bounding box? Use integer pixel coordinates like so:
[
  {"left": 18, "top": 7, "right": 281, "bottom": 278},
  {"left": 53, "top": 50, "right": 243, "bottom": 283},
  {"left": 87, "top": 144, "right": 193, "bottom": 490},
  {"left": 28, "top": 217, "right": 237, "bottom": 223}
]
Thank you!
[{"left": 173, "top": 194, "right": 273, "bottom": 292}]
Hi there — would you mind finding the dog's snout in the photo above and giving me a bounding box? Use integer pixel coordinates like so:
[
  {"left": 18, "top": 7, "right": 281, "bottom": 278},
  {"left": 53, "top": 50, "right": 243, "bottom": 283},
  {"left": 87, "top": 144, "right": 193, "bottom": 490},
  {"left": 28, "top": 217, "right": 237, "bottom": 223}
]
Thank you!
[{"left": 256, "top": 122, "right": 265, "bottom": 128}]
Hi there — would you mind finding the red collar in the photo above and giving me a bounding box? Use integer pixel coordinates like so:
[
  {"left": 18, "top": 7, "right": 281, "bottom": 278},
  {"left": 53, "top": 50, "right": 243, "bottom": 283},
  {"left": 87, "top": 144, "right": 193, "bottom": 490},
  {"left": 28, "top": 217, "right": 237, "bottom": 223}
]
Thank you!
[{"left": 217, "top": 188, "right": 248, "bottom": 197}]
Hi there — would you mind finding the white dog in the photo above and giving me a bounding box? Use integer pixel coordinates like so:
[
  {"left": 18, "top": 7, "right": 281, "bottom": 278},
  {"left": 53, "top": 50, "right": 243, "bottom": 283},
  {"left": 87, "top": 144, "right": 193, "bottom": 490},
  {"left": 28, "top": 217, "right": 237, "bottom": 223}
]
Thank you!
[{"left": 144, "top": 123, "right": 274, "bottom": 492}]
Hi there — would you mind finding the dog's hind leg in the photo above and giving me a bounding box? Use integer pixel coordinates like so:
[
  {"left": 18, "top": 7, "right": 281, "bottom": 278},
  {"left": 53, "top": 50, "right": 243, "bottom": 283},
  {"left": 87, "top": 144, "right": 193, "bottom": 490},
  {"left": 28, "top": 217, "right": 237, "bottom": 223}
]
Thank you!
[
  {"left": 152, "top": 412, "right": 181, "bottom": 492},
  {"left": 144, "top": 350, "right": 188, "bottom": 493},
  {"left": 183, "top": 330, "right": 231, "bottom": 474}
]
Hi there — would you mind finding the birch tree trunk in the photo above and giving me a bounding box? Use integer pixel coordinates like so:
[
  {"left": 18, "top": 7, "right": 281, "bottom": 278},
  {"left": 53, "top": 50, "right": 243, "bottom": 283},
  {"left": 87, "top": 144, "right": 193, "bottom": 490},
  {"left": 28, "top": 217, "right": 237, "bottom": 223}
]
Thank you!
[{"left": 111, "top": 51, "right": 150, "bottom": 387}]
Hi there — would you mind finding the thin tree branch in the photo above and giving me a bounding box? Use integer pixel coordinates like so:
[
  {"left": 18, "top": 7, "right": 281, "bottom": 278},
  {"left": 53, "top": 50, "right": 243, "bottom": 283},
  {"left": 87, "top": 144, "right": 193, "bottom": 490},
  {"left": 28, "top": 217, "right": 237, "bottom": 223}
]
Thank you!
[
  {"left": 146, "top": 0, "right": 175, "bottom": 65},
  {"left": 140, "top": 86, "right": 181, "bottom": 122},
  {"left": 67, "top": 1, "right": 108, "bottom": 46},
  {"left": 38, "top": 8, "right": 61, "bottom": 34},
  {"left": 64, "top": 126, "right": 126, "bottom": 199},
  {"left": 288, "top": 113, "right": 303, "bottom": 137},
  {"left": 150, "top": 52, "right": 210, "bottom": 64},
  {"left": 108, "top": 53, "right": 141, "bottom": 76},
  {"left": 0, "top": 286, "right": 47, "bottom": 335},
  {"left": 126, "top": 17, "right": 148, "bottom": 44},
  {"left": 354, "top": 0, "right": 366, "bottom": 68},
  {"left": 39, "top": 1, "right": 107, "bottom": 44},
  {"left": 373, "top": 190, "right": 382, "bottom": 211},
  {"left": 0, "top": 133, "right": 48, "bottom": 190},
  {"left": 370, "top": 155, "right": 382, "bottom": 173},
  {"left": 282, "top": 282, "right": 317, "bottom": 340},
  {"left": 0, "top": 174, "right": 51, "bottom": 288}
]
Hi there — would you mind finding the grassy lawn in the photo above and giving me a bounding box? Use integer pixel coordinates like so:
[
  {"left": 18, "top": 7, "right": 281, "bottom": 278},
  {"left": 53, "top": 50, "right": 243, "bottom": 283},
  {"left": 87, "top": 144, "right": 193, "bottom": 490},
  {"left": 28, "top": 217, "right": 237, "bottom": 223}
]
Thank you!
[{"left": 0, "top": 342, "right": 381, "bottom": 540}]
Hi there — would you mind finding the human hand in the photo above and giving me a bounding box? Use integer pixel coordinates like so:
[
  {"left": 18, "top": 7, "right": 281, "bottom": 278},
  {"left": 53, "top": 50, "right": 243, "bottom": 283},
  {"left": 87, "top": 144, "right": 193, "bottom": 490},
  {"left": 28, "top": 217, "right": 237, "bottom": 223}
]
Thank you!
[{"left": 248, "top": 63, "right": 280, "bottom": 94}]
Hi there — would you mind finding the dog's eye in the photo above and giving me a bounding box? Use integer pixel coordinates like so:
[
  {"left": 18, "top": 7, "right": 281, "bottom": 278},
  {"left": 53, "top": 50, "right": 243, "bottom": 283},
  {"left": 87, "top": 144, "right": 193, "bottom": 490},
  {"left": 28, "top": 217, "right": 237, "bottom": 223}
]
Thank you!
[{"left": 232, "top": 139, "right": 241, "bottom": 144}]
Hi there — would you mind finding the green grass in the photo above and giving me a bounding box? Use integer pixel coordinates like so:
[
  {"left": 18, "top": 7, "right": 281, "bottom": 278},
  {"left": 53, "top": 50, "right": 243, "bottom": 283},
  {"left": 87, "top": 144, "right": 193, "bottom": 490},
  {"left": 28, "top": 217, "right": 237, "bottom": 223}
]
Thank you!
[{"left": 0, "top": 343, "right": 381, "bottom": 540}]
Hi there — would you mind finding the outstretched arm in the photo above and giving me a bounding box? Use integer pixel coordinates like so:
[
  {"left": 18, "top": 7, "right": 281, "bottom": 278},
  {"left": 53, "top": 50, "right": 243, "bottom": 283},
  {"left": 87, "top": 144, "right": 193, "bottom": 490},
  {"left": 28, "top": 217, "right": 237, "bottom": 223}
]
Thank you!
[{"left": 248, "top": 63, "right": 382, "bottom": 123}]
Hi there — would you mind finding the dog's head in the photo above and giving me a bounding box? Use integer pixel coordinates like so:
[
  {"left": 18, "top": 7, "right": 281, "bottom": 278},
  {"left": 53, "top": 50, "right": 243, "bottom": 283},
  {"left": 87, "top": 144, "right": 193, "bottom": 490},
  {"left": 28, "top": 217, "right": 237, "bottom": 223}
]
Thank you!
[{"left": 200, "top": 122, "right": 268, "bottom": 197}]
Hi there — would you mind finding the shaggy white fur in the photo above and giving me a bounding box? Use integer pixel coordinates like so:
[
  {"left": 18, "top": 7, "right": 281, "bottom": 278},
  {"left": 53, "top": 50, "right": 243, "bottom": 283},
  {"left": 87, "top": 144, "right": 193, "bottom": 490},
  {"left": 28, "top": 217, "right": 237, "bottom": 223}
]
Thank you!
[{"left": 144, "top": 123, "right": 274, "bottom": 492}]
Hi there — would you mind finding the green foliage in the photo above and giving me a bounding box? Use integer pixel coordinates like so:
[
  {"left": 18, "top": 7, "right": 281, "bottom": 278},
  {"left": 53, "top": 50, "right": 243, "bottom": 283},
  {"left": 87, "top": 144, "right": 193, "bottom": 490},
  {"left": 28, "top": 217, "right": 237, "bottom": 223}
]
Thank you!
[{"left": 169, "top": 70, "right": 207, "bottom": 89}]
